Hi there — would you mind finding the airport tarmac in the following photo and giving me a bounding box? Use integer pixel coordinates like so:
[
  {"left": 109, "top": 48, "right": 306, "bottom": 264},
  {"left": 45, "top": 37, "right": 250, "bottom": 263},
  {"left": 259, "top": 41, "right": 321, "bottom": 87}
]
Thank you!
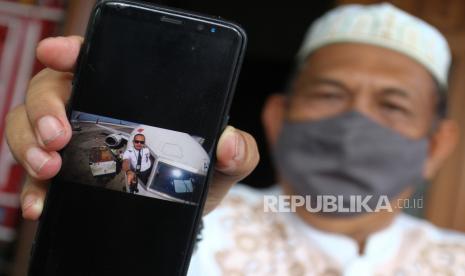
[{"left": 59, "top": 122, "right": 133, "bottom": 192}]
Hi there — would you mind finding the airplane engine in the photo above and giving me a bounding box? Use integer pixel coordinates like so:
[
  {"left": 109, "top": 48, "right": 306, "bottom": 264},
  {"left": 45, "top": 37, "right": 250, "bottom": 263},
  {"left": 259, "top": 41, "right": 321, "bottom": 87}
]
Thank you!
[{"left": 105, "top": 134, "right": 125, "bottom": 148}]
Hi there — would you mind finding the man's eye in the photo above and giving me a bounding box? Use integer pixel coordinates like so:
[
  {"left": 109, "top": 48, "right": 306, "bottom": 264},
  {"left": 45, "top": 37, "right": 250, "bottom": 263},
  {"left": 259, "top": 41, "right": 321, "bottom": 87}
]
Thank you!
[
  {"left": 309, "top": 91, "right": 345, "bottom": 100},
  {"left": 381, "top": 102, "right": 410, "bottom": 115}
]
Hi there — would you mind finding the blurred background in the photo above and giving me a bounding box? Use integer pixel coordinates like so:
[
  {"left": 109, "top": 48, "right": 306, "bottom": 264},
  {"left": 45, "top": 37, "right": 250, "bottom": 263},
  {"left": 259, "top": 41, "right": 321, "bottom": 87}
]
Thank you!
[{"left": 0, "top": 0, "right": 464, "bottom": 275}]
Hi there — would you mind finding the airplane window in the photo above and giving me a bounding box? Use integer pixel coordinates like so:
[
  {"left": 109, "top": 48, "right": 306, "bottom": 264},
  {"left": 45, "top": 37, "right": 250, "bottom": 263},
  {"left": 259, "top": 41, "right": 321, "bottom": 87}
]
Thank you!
[
  {"left": 150, "top": 162, "right": 205, "bottom": 202},
  {"left": 173, "top": 180, "right": 193, "bottom": 193}
]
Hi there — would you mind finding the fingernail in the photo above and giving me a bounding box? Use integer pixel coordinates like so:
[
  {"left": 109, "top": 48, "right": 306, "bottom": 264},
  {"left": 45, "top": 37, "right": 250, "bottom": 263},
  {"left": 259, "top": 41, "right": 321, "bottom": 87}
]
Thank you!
[
  {"left": 25, "top": 147, "right": 51, "bottom": 173},
  {"left": 37, "top": 115, "right": 64, "bottom": 145},
  {"left": 22, "top": 194, "right": 38, "bottom": 211},
  {"left": 233, "top": 130, "right": 246, "bottom": 161}
]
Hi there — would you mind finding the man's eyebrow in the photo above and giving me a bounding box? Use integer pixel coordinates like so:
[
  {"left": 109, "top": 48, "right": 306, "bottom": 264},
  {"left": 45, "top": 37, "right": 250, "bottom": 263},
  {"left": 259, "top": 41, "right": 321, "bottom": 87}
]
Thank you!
[
  {"left": 293, "top": 77, "right": 350, "bottom": 94},
  {"left": 309, "top": 78, "right": 349, "bottom": 90}
]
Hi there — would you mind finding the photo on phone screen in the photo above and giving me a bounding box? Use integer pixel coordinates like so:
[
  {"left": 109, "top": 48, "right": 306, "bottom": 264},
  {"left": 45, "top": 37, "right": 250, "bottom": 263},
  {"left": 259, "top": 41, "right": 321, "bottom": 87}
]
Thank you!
[{"left": 58, "top": 110, "right": 210, "bottom": 205}]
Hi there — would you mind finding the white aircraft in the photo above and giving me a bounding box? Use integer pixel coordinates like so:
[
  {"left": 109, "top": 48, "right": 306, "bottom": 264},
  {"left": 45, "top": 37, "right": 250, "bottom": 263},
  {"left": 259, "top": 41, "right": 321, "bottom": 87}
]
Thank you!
[{"left": 94, "top": 123, "right": 210, "bottom": 205}]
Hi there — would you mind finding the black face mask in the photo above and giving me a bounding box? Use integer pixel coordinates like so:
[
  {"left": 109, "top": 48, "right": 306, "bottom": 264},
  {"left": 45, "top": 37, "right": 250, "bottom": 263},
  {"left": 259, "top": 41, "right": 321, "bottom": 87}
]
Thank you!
[{"left": 273, "top": 111, "right": 429, "bottom": 216}]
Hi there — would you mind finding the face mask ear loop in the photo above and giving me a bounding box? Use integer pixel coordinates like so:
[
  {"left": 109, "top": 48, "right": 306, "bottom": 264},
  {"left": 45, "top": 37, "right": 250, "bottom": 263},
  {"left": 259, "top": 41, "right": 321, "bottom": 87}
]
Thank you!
[
  {"left": 283, "top": 92, "right": 294, "bottom": 121},
  {"left": 427, "top": 116, "right": 442, "bottom": 138}
]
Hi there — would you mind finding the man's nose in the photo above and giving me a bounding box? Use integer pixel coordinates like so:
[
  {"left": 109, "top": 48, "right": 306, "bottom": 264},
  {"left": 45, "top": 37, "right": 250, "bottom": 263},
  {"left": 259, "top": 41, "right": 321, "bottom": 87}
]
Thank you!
[{"left": 348, "top": 90, "right": 376, "bottom": 119}]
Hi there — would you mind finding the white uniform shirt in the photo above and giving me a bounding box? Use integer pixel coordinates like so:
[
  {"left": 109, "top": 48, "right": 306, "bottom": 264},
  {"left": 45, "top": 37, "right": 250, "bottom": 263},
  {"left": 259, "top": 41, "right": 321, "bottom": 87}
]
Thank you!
[
  {"left": 188, "top": 184, "right": 465, "bottom": 276},
  {"left": 123, "top": 147, "right": 151, "bottom": 172}
]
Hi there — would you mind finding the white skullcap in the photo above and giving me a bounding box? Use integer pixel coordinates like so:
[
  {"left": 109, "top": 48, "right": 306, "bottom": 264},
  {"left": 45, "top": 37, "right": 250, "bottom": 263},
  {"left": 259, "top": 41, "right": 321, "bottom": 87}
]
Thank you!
[{"left": 297, "top": 2, "right": 451, "bottom": 90}]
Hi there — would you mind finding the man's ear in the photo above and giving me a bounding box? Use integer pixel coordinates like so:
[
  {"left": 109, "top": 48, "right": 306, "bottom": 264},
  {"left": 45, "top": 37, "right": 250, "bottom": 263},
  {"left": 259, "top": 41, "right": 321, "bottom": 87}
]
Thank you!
[
  {"left": 423, "top": 119, "right": 459, "bottom": 179},
  {"left": 262, "top": 93, "right": 287, "bottom": 148}
]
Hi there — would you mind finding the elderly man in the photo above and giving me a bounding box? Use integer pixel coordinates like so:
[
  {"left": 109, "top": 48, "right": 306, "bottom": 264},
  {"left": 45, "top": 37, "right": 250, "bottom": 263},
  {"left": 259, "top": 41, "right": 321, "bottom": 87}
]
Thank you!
[
  {"left": 187, "top": 3, "right": 465, "bottom": 275},
  {"left": 4, "top": 2, "right": 465, "bottom": 275}
]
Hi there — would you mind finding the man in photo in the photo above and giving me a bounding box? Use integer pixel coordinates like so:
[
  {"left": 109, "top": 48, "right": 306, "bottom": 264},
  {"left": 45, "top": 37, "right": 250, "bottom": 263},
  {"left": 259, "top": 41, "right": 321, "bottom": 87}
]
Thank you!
[{"left": 122, "top": 133, "right": 152, "bottom": 193}]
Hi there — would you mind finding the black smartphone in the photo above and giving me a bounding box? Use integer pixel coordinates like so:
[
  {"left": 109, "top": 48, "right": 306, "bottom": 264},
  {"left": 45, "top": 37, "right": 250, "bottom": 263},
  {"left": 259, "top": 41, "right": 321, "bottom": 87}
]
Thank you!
[{"left": 28, "top": 1, "right": 246, "bottom": 275}]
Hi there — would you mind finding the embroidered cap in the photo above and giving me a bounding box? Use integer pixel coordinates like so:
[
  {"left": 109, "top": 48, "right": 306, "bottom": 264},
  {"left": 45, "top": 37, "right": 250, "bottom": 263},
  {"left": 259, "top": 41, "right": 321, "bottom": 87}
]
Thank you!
[{"left": 297, "top": 2, "right": 451, "bottom": 90}]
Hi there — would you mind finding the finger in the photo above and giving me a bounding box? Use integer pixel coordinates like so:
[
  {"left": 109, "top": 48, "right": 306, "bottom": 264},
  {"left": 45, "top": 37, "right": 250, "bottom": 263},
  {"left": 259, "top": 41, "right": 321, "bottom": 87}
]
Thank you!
[
  {"left": 20, "top": 176, "right": 49, "bottom": 220},
  {"left": 36, "top": 36, "right": 83, "bottom": 72},
  {"left": 204, "top": 126, "right": 259, "bottom": 214},
  {"left": 5, "top": 105, "right": 62, "bottom": 181},
  {"left": 26, "top": 68, "right": 73, "bottom": 151}
]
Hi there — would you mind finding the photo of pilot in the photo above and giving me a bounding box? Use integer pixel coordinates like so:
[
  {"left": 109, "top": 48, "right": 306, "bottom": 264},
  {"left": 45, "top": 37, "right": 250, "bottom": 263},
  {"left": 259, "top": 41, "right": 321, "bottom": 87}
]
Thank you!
[
  {"left": 54, "top": 110, "right": 210, "bottom": 204},
  {"left": 122, "top": 133, "right": 152, "bottom": 193}
]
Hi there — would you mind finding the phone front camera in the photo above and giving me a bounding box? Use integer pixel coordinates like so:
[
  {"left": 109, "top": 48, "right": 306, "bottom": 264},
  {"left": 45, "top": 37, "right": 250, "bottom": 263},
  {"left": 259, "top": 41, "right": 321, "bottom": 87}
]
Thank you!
[{"left": 210, "top": 27, "right": 216, "bottom": 33}]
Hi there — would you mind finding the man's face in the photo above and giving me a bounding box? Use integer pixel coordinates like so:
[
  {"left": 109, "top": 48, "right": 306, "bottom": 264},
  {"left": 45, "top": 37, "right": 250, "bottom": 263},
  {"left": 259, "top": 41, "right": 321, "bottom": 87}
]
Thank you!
[
  {"left": 287, "top": 43, "right": 438, "bottom": 139},
  {"left": 261, "top": 42, "right": 457, "bottom": 228},
  {"left": 133, "top": 135, "right": 145, "bottom": 150}
]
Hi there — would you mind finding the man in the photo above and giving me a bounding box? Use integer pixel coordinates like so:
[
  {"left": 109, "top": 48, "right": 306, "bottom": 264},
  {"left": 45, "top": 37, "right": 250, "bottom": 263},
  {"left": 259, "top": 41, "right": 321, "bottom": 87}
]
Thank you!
[
  {"left": 187, "top": 3, "right": 465, "bottom": 275},
  {"left": 4, "top": 2, "right": 465, "bottom": 275},
  {"left": 122, "top": 133, "right": 151, "bottom": 193}
]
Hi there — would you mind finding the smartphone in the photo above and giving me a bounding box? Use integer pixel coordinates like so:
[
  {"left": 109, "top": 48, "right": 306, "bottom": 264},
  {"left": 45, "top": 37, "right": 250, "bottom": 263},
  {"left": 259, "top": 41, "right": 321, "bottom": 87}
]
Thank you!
[{"left": 28, "top": 1, "right": 246, "bottom": 275}]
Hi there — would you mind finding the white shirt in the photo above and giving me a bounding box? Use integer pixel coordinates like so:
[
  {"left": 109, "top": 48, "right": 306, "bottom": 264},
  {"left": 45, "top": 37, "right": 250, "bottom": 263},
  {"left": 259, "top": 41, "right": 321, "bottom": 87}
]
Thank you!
[
  {"left": 122, "top": 147, "right": 151, "bottom": 172},
  {"left": 188, "top": 184, "right": 465, "bottom": 276}
]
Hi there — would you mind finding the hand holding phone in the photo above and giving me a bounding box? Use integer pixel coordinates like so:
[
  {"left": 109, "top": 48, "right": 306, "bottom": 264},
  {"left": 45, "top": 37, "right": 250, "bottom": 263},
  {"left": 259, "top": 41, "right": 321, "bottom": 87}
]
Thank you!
[
  {"left": 7, "top": 37, "right": 257, "bottom": 218},
  {"left": 5, "top": 2, "right": 259, "bottom": 275}
]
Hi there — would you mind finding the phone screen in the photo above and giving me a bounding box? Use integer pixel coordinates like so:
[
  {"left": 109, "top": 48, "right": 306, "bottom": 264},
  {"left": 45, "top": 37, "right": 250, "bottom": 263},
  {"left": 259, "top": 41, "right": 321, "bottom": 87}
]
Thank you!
[{"left": 29, "top": 2, "right": 244, "bottom": 275}]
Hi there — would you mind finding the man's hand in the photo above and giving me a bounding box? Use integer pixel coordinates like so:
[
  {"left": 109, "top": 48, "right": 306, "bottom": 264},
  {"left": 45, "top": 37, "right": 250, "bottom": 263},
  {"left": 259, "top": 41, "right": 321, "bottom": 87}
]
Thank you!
[
  {"left": 5, "top": 36, "right": 259, "bottom": 220},
  {"left": 126, "top": 170, "right": 135, "bottom": 184}
]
